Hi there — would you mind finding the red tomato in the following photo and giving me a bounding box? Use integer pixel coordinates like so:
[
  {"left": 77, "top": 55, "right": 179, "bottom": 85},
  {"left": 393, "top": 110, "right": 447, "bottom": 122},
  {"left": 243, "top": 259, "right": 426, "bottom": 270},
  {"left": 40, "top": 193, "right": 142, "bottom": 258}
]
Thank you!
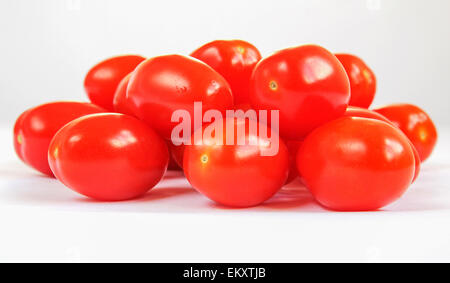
[
  {"left": 48, "top": 113, "right": 169, "bottom": 201},
  {"left": 127, "top": 55, "right": 234, "bottom": 139},
  {"left": 285, "top": 140, "right": 303, "bottom": 184},
  {"left": 335, "top": 54, "right": 377, "bottom": 108},
  {"left": 345, "top": 106, "right": 421, "bottom": 182},
  {"left": 184, "top": 118, "right": 289, "bottom": 207},
  {"left": 374, "top": 104, "right": 437, "bottom": 162},
  {"left": 297, "top": 117, "right": 415, "bottom": 211},
  {"left": 250, "top": 45, "right": 350, "bottom": 140},
  {"left": 84, "top": 55, "right": 145, "bottom": 111},
  {"left": 112, "top": 73, "right": 134, "bottom": 115},
  {"left": 191, "top": 40, "right": 262, "bottom": 105},
  {"left": 13, "top": 102, "right": 104, "bottom": 176}
]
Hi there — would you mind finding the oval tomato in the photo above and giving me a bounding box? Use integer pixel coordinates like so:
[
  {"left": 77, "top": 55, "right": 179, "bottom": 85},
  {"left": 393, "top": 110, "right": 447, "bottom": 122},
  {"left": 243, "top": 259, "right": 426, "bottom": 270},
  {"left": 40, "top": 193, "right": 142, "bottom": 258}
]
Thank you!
[
  {"left": 250, "top": 44, "right": 350, "bottom": 140},
  {"left": 184, "top": 118, "right": 289, "bottom": 207},
  {"left": 13, "top": 102, "right": 104, "bottom": 176},
  {"left": 48, "top": 113, "right": 169, "bottom": 201},
  {"left": 374, "top": 104, "right": 437, "bottom": 162},
  {"left": 127, "top": 55, "right": 234, "bottom": 139},
  {"left": 297, "top": 117, "right": 415, "bottom": 211},
  {"left": 335, "top": 54, "right": 377, "bottom": 108},
  {"left": 191, "top": 40, "right": 262, "bottom": 105},
  {"left": 84, "top": 55, "right": 145, "bottom": 111}
]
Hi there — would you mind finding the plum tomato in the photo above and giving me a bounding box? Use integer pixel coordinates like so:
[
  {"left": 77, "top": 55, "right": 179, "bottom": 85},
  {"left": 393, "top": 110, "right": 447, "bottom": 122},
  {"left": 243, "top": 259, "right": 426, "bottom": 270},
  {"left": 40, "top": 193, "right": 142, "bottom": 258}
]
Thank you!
[
  {"left": 191, "top": 40, "right": 262, "bottom": 105},
  {"left": 344, "top": 106, "right": 421, "bottom": 182},
  {"left": 297, "top": 117, "right": 415, "bottom": 211},
  {"left": 13, "top": 102, "right": 104, "bottom": 177},
  {"left": 250, "top": 44, "right": 350, "bottom": 140},
  {"left": 84, "top": 55, "right": 145, "bottom": 111},
  {"left": 48, "top": 113, "right": 169, "bottom": 201},
  {"left": 183, "top": 118, "right": 289, "bottom": 207},
  {"left": 374, "top": 104, "right": 437, "bottom": 162},
  {"left": 335, "top": 54, "right": 377, "bottom": 108},
  {"left": 127, "top": 55, "right": 234, "bottom": 139}
]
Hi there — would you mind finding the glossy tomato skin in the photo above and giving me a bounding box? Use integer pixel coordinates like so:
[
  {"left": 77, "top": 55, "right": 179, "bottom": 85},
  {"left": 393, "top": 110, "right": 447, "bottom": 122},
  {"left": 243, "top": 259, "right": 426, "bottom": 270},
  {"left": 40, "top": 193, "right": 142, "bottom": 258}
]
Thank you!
[
  {"left": 127, "top": 55, "right": 234, "bottom": 139},
  {"left": 184, "top": 118, "right": 289, "bottom": 207},
  {"left": 297, "top": 117, "right": 415, "bottom": 211},
  {"left": 251, "top": 45, "right": 350, "bottom": 140},
  {"left": 335, "top": 54, "right": 377, "bottom": 108},
  {"left": 191, "top": 40, "right": 262, "bottom": 105},
  {"left": 13, "top": 102, "right": 104, "bottom": 177},
  {"left": 374, "top": 104, "right": 437, "bottom": 162},
  {"left": 48, "top": 113, "right": 169, "bottom": 201},
  {"left": 84, "top": 55, "right": 145, "bottom": 111},
  {"left": 113, "top": 73, "right": 135, "bottom": 116},
  {"left": 344, "top": 106, "right": 421, "bottom": 182}
]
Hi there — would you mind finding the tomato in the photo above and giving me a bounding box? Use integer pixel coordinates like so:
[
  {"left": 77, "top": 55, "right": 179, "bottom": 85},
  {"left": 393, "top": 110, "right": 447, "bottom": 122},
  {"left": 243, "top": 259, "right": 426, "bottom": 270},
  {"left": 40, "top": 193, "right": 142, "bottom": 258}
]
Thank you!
[
  {"left": 127, "top": 55, "right": 234, "bottom": 139},
  {"left": 112, "top": 73, "right": 134, "bottom": 115},
  {"left": 13, "top": 102, "right": 104, "bottom": 177},
  {"left": 285, "top": 140, "right": 303, "bottom": 184},
  {"left": 48, "top": 113, "right": 169, "bottom": 201},
  {"left": 191, "top": 40, "right": 262, "bottom": 105},
  {"left": 250, "top": 45, "right": 350, "bottom": 140},
  {"left": 84, "top": 55, "right": 145, "bottom": 111},
  {"left": 297, "top": 117, "right": 415, "bottom": 211},
  {"left": 335, "top": 54, "right": 377, "bottom": 108},
  {"left": 183, "top": 118, "right": 289, "bottom": 207},
  {"left": 344, "top": 106, "right": 421, "bottom": 182},
  {"left": 374, "top": 104, "right": 437, "bottom": 162}
]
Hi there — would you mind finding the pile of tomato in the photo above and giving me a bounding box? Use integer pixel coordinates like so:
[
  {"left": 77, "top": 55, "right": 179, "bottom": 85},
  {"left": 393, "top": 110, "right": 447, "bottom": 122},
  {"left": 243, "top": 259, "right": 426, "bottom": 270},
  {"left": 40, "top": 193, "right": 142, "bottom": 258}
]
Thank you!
[{"left": 13, "top": 40, "right": 438, "bottom": 211}]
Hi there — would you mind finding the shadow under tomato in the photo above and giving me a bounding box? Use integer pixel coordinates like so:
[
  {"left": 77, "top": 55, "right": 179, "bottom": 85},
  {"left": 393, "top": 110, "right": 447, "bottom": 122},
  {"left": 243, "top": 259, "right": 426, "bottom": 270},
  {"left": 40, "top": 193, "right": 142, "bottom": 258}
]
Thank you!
[
  {"left": 75, "top": 187, "right": 197, "bottom": 203},
  {"left": 206, "top": 184, "right": 319, "bottom": 211}
]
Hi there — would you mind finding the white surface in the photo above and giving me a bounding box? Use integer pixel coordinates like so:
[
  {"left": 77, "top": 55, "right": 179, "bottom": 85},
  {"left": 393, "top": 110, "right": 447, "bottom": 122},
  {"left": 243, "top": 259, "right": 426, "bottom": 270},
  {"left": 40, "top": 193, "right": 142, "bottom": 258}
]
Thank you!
[
  {"left": 1, "top": 0, "right": 450, "bottom": 125},
  {"left": 1, "top": 126, "right": 450, "bottom": 263}
]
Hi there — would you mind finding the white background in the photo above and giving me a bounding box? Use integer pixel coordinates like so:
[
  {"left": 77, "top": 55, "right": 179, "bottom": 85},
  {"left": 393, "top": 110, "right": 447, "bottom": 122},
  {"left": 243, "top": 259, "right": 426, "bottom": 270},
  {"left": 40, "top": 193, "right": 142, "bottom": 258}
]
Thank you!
[
  {"left": 1, "top": 0, "right": 450, "bottom": 125},
  {"left": 1, "top": 0, "right": 450, "bottom": 263}
]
